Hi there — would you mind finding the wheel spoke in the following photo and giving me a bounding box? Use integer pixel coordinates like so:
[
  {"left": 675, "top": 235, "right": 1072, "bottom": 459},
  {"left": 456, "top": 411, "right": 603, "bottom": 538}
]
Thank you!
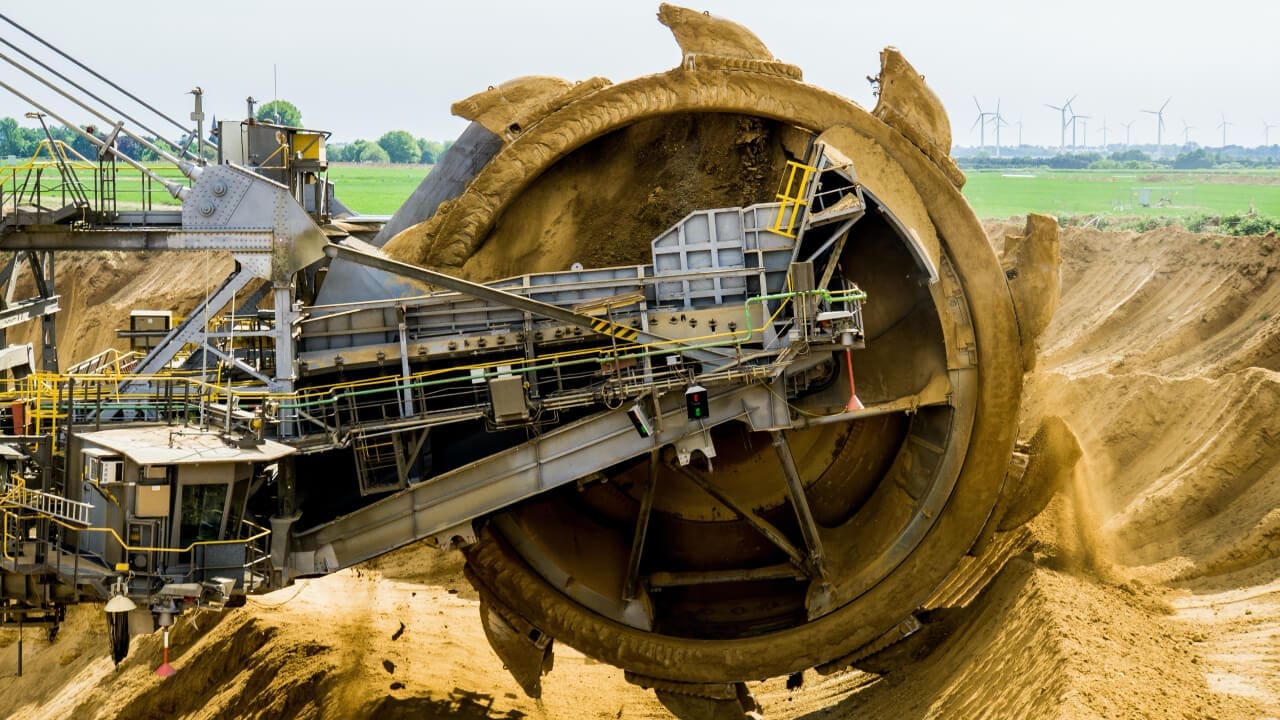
[
  {"left": 669, "top": 463, "right": 810, "bottom": 573},
  {"left": 790, "top": 369, "right": 954, "bottom": 429},
  {"left": 772, "top": 431, "right": 827, "bottom": 580}
]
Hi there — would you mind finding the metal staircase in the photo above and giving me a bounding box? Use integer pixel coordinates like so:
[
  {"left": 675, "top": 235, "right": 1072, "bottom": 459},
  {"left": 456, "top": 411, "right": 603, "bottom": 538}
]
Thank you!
[
  {"left": 352, "top": 431, "right": 406, "bottom": 495},
  {"left": 1, "top": 476, "right": 91, "bottom": 526},
  {"left": 128, "top": 265, "right": 255, "bottom": 377}
]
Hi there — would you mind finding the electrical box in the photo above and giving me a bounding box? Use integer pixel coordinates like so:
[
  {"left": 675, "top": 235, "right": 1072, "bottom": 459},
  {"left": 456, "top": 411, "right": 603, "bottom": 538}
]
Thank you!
[
  {"left": 134, "top": 485, "right": 171, "bottom": 518},
  {"left": 217, "top": 120, "right": 245, "bottom": 166},
  {"left": 84, "top": 448, "right": 124, "bottom": 485},
  {"left": 627, "top": 403, "right": 653, "bottom": 438},
  {"left": 789, "top": 261, "right": 815, "bottom": 293},
  {"left": 100, "top": 459, "right": 123, "bottom": 484},
  {"left": 142, "top": 464, "right": 169, "bottom": 482},
  {"left": 127, "top": 310, "right": 173, "bottom": 353},
  {"left": 489, "top": 375, "right": 529, "bottom": 423},
  {"left": 290, "top": 131, "right": 327, "bottom": 163},
  {"left": 127, "top": 523, "right": 156, "bottom": 570}
]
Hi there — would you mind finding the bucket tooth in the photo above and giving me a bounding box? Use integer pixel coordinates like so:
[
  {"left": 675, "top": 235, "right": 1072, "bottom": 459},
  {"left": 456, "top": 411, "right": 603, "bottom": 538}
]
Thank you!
[
  {"left": 626, "top": 673, "right": 763, "bottom": 720},
  {"left": 477, "top": 597, "right": 554, "bottom": 698},
  {"left": 1000, "top": 213, "right": 1062, "bottom": 371}
]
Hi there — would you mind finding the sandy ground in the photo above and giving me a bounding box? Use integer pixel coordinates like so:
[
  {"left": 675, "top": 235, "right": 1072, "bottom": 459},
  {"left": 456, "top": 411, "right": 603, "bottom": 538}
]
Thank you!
[
  {"left": 10, "top": 250, "right": 235, "bottom": 370},
  {"left": 2, "top": 223, "right": 1280, "bottom": 718}
]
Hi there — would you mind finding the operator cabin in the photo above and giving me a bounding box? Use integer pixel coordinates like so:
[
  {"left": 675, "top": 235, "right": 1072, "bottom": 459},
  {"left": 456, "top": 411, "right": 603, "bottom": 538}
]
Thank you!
[{"left": 74, "top": 425, "right": 294, "bottom": 577}]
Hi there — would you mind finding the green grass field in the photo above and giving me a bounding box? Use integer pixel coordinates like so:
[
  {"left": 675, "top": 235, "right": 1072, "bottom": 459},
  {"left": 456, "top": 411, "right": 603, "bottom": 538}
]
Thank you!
[
  {"left": 328, "top": 164, "right": 430, "bottom": 215},
  {"left": 327, "top": 164, "right": 1280, "bottom": 224},
  {"left": 962, "top": 169, "right": 1280, "bottom": 220}
]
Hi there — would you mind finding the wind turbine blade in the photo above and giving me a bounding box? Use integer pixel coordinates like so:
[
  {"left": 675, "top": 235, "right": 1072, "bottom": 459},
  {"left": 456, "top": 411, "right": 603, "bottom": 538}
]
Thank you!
[
  {"left": 1161, "top": 97, "right": 1171, "bottom": 112},
  {"left": 974, "top": 96, "right": 982, "bottom": 113}
]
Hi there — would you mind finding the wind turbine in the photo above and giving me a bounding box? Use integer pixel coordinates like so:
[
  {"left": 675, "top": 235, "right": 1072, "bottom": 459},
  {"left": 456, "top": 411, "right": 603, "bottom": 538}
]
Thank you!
[
  {"left": 971, "top": 97, "right": 996, "bottom": 148},
  {"left": 1045, "top": 95, "right": 1076, "bottom": 149},
  {"left": 1121, "top": 120, "right": 1135, "bottom": 147},
  {"left": 1217, "top": 113, "right": 1233, "bottom": 147},
  {"left": 1100, "top": 117, "right": 1110, "bottom": 149},
  {"left": 1015, "top": 117, "right": 1024, "bottom": 147},
  {"left": 1181, "top": 119, "right": 1195, "bottom": 146},
  {"left": 1265, "top": 118, "right": 1280, "bottom": 146},
  {"left": 1142, "top": 97, "right": 1171, "bottom": 147},
  {"left": 992, "top": 99, "right": 1010, "bottom": 157},
  {"left": 1069, "top": 108, "right": 1090, "bottom": 148}
]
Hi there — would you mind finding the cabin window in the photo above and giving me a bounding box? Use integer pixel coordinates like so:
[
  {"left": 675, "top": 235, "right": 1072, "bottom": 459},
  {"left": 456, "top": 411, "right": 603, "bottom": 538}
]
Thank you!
[{"left": 178, "top": 483, "right": 227, "bottom": 547}]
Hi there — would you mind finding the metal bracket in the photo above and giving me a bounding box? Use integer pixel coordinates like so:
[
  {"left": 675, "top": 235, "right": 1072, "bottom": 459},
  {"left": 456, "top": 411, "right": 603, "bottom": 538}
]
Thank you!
[{"left": 674, "top": 427, "right": 717, "bottom": 467}]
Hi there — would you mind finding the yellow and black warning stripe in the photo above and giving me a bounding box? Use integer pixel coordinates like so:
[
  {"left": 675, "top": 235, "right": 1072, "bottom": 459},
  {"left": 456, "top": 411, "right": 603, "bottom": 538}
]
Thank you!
[{"left": 589, "top": 318, "right": 640, "bottom": 342}]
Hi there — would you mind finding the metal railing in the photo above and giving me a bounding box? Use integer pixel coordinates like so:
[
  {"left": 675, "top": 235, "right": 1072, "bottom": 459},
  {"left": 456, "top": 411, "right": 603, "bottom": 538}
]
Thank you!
[
  {"left": 64, "top": 348, "right": 142, "bottom": 376},
  {"left": 0, "top": 287, "right": 873, "bottom": 451},
  {"left": 1, "top": 140, "right": 189, "bottom": 219},
  {"left": 0, "top": 508, "right": 272, "bottom": 592},
  {"left": 0, "top": 473, "right": 90, "bottom": 525}
]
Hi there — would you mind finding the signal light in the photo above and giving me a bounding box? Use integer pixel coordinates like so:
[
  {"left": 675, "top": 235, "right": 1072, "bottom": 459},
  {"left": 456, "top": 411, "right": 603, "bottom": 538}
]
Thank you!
[
  {"left": 685, "top": 385, "right": 708, "bottom": 420},
  {"left": 627, "top": 403, "right": 653, "bottom": 438}
]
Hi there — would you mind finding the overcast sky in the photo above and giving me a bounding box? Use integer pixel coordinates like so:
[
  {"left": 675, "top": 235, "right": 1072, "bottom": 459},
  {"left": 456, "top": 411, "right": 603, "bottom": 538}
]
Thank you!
[{"left": 3, "top": 0, "right": 1277, "bottom": 149}]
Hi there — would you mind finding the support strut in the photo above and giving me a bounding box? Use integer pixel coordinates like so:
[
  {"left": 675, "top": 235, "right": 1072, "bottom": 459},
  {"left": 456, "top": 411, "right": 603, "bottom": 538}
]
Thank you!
[{"left": 623, "top": 450, "right": 659, "bottom": 600}]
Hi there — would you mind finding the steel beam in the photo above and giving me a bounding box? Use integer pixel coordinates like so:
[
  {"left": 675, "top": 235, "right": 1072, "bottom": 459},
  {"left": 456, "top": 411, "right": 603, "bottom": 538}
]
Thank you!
[
  {"left": 293, "top": 384, "right": 780, "bottom": 573},
  {"left": 647, "top": 563, "right": 806, "bottom": 588},
  {"left": 772, "top": 430, "right": 827, "bottom": 579},
  {"left": 0, "top": 296, "right": 59, "bottom": 329},
  {"left": 324, "top": 242, "right": 727, "bottom": 363},
  {"left": 670, "top": 463, "right": 809, "bottom": 571},
  {"left": 622, "top": 450, "right": 659, "bottom": 600},
  {"left": 0, "top": 229, "right": 272, "bottom": 252}
]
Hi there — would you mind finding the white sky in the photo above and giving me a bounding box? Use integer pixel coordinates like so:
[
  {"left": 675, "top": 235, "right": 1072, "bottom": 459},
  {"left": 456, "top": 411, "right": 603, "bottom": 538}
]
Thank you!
[{"left": 3, "top": 0, "right": 1277, "bottom": 148}]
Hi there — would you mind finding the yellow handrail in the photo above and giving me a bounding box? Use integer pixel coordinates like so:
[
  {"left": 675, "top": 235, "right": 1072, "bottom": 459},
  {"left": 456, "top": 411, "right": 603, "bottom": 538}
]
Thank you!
[{"left": 1, "top": 509, "right": 270, "bottom": 562}]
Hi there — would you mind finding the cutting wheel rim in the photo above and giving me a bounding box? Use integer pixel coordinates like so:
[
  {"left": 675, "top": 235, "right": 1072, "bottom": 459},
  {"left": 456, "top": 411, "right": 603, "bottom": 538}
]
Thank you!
[{"left": 452, "top": 69, "right": 1023, "bottom": 682}]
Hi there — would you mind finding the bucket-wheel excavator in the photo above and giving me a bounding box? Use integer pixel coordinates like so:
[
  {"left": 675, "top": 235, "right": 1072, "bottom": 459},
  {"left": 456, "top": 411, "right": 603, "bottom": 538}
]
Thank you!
[{"left": 0, "top": 6, "right": 1059, "bottom": 717}]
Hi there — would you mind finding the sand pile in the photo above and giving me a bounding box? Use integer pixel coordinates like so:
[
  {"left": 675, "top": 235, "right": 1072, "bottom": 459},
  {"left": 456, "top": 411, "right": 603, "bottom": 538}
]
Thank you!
[
  {"left": 0, "top": 548, "right": 670, "bottom": 720},
  {"left": 3, "top": 223, "right": 1280, "bottom": 719},
  {"left": 385, "top": 111, "right": 802, "bottom": 281},
  {"left": 9, "top": 250, "right": 234, "bottom": 370}
]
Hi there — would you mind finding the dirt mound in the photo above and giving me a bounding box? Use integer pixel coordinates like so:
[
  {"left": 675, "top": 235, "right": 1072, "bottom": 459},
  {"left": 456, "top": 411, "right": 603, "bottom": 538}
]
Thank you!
[
  {"left": 10, "top": 250, "right": 233, "bottom": 370},
  {"left": 1004, "top": 223, "right": 1280, "bottom": 717},
  {"left": 749, "top": 557, "right": 1250, "bottom": 720},
  {"left": 1039, "top": 225, "right": 1280, "bottom": 377},
  {"left": 0, "top": 543, "right": 669, "bottom": 720}
]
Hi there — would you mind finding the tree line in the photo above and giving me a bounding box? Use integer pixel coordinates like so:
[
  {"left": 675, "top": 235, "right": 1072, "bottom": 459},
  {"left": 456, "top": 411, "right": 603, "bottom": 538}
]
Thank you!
[
  {"left": 0, "top": 115, "right": 179, "bottom": 162},
  {"left": 0, "top": 99, "right": 453, "bottom": 166},
  {"left": 328, "top": 132, "right": 453, "bottom": 165}
]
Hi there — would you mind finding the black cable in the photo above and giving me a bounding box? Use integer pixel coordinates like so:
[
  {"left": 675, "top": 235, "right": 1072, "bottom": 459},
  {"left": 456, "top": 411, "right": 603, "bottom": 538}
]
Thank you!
[
  {"left": 0, "top": 37, "right": 199, "bottom": 158},
  {"left": 0, "top": 12, "right": 208, "bottom": 145}
]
